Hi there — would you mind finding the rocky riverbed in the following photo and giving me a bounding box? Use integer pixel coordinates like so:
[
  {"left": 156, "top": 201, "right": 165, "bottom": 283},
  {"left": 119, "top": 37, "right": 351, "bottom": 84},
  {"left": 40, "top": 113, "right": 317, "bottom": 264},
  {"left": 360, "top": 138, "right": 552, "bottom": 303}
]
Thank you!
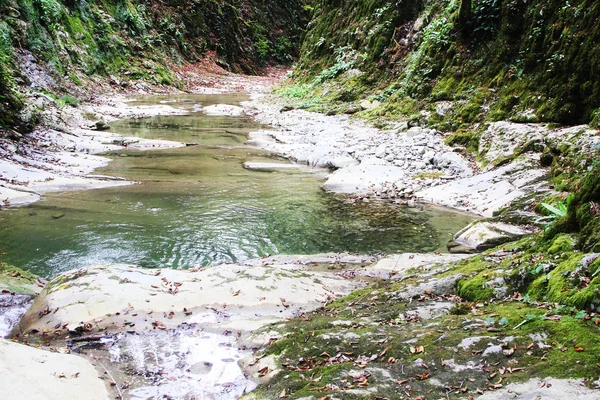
[
  {"left": 2, "top": 72, "right": 600, "bottom": 399},
  {"left": 7, "top": 253, "right": 467, "bottom": 399}
]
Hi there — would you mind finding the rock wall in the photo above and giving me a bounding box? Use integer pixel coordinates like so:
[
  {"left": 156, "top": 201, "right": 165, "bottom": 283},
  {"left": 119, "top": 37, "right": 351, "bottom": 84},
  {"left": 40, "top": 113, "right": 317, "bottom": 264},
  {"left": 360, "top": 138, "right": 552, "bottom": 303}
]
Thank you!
[
  {"left": 0, "top": 0, "right": 311, "bottom": 132},
  {"left": 291, "top": 0, "right": 600, "bottom": 126}
]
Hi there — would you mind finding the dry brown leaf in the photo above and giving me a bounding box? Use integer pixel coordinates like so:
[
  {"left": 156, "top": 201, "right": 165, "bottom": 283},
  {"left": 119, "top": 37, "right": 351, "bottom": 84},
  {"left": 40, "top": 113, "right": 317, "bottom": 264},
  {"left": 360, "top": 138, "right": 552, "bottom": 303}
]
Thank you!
[{"left": 415, "top": 371, "right": 429, "bottom": 380}]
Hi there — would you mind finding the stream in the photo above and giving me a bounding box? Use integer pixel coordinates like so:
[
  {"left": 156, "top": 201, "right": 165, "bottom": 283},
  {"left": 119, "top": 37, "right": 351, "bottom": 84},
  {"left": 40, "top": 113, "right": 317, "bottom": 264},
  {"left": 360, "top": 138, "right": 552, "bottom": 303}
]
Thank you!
[{"left": 0, "top": 94, "right": 474, "bottom": 278}]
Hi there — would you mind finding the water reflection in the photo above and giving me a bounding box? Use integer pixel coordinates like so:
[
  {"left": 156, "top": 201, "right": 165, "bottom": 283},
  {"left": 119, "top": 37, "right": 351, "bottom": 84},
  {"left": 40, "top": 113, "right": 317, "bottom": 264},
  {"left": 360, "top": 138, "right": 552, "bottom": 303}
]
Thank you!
[{"left": 0, "top": 95, "right": 475, "bottom": 277}]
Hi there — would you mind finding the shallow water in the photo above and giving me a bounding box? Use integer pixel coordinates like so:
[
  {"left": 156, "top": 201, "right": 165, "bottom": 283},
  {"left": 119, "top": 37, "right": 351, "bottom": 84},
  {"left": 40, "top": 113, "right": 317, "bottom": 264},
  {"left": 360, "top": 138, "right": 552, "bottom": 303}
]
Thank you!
[{"left": 0, "top": 94, "right": 475, "bottom": 277}]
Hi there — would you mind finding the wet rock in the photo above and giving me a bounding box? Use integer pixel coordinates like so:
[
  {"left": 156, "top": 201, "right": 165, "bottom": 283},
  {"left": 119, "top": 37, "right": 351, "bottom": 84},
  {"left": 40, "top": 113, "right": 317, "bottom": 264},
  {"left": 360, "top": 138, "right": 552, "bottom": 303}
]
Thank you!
[
  {"left": 451, "top": 221, "right": 531, "bottom": 252},
  {"left": 16, "top": 260, "right": 376, "bottom": 399},
  {"left": 0, "top": 264, "right": 45, "bottom": 296},
  {"left": 18, "top": 263, "right": 366, "bottom": 337},
  {"left": 0, "top": 294, "right": 34, "bottom": 338},
  {"left": 202, "top": 104, "right": 245, "bottom": 116},
  {"left": 242, "top": 162, "right": 300, "bottom": 171}
]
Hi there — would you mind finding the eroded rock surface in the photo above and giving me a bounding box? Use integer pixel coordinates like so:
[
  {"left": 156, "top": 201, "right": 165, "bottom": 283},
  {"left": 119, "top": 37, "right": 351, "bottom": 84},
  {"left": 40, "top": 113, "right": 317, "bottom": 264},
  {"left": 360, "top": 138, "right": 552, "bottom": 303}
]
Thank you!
[
  {"left": 449, "top": 221, "right": 533, "bottom": 253},
  {"left": 0, "top": 339, "right": 109, "bottom": 400}
]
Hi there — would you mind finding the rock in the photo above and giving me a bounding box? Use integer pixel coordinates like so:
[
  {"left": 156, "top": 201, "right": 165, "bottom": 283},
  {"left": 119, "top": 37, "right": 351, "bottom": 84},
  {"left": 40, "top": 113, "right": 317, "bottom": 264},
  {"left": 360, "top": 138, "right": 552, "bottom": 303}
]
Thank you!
[
  {"left": 446, "top": 240, "right": 476, "bottom": 254},
  {"left": 451, "top": 221, "right": 531, "bottom": 252},
  {"left": 202, "top": 104, "right": 245, "bottom": 116},
  {"left": 14, "top": 262, "right": 371, "bottom": 399},
  {"left": 477, "top": 378, "right": 600, "bottom": 400},
  {"left": 242, "top": 162, "right": 300, "bottom": 171},
  {"left": 395, "top": 121, "right": 409, "bottom": 132},
  {"left": 18, "top": 263, "right": 365, "bottom": 336},
  {"left": 359, "top": 100, "right": 380, "bottom": 110},
  {"left": 406, "top": 127, "right": 423, "bottom": 137},
  {"left": 375, "top": 144, "right": 387, "bottom": 158},
  {"left": 423, "top": 151, "right": 436, "bottom": 164},
  {"left": 93, "top": 121, "right": 110, "bottom": 131},
  {"left": 326, "top": 156, "right": 360, "bottom": 169},
  {"left": 0, "top": 339, "right": 109, "bottom": 400}
]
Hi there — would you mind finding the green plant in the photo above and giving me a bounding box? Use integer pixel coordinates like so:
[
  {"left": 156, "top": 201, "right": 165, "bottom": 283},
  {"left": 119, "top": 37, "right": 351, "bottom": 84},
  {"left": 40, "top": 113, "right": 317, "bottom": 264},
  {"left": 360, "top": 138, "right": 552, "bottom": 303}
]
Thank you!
[{"left": 538, "top": 194, "right": 575, "bottom": 229}]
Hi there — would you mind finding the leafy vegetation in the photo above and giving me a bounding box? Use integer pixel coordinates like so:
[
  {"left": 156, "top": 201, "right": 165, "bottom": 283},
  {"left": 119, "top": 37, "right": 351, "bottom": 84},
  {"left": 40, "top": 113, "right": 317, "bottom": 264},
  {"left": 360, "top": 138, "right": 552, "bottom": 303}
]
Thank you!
[
  {"left": 0, "top": 0, "right": 312, "bottom": 132},
  {"left": 284, "top": 0, "right": 600, "bottom": 127}
]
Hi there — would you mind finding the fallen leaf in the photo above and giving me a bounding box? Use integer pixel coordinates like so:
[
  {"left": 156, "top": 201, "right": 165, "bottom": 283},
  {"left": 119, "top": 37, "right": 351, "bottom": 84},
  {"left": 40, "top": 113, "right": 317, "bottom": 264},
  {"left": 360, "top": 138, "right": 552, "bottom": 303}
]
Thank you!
[
  {"left": 151, "top": 321, "right": 167, "bottom": 330},
  {"left": 258, "top": 366, "right": 270, "bottom": 377},
  {"left": 415, "top": 371, "right": 429, "bottom": 380},
  {"left": 574, "top": 346, "right": 585, "bottom": 352},
  {"left": 410, "top": 345, "right": 424, "bottom": 354}
]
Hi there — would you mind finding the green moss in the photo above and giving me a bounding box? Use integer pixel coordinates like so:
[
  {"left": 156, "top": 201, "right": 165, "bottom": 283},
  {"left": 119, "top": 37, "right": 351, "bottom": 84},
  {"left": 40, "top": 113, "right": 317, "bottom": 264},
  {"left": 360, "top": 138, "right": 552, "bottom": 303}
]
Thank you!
[
  {"left": 547, "top": 234, "right": 576, "bottom": 255},
  {"left": 0, "top": 262, "right": 42, "bottom": 295}
]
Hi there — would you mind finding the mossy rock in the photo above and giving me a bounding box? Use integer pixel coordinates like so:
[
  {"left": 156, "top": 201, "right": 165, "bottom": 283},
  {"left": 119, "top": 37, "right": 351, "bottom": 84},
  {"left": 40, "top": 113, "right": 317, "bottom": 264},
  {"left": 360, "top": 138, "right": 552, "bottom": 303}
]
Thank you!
[{"left": 0, "top": 263, "right": 44, "bottom": 295}]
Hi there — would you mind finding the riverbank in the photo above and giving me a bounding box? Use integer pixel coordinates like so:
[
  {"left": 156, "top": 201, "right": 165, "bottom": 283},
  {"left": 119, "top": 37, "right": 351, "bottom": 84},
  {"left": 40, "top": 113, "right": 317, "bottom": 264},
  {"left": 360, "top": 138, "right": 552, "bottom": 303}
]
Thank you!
[
  {"left": 1, "top": 69, "right": 599, "bottom": 400},
  {"left": 243, "top": 93, "right": 600, "bottom": 219},
  {"left": 0, "top": 64, "right": 286, "bottom": 209}
]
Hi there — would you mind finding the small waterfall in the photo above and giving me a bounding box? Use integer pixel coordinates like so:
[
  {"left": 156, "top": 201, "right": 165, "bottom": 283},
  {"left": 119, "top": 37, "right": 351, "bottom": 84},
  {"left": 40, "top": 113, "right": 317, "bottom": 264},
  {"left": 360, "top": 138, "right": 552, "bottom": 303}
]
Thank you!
[{"left": 0, "top": 294, "right": 34, "bottom": 338}]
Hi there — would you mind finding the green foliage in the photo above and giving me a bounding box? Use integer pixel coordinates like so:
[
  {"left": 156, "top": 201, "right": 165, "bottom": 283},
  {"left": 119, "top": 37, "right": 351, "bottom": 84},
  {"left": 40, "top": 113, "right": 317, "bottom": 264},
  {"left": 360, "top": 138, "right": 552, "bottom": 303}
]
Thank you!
[
  {"left": 315, "top": 46, "right": 358, "bottom": 83},
  {"left": 539, "top": 194, "right": 575, "bottom": 230},
  {"left": 0, "top": 0, "right": 312, "bottom": 129},
  {"left": 293, "top": 0, "right": 600, "bottom": 125}
]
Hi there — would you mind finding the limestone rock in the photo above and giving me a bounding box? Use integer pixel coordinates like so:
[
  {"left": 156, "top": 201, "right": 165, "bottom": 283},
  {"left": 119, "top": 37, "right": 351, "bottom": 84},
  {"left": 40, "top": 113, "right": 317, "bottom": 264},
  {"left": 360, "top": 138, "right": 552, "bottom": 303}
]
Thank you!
[
  {"left": 18, "top": 263, "right": 365, "bottom": 336},
  {"left": 449, "top": 221, "right": 531, "bottom": 253},
  {"left": 93, "top": 121, "right": 110, "bottom": 131},
  {"left": 0, "top": 339, "right": 109, "bottom": 400}
]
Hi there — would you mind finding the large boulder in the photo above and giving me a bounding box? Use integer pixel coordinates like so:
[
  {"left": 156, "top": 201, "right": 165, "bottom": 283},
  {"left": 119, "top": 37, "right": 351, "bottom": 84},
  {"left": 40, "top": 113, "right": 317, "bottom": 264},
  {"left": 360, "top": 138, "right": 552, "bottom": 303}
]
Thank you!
[
  {"left": 17, "top": 262, "right": 366, "bottom": 338},
  {"left": 449, "top": 221, "right": 531, "bottom": 253},
  {"left": 15, "top": 260, "right": 371, "bottom": 399}
]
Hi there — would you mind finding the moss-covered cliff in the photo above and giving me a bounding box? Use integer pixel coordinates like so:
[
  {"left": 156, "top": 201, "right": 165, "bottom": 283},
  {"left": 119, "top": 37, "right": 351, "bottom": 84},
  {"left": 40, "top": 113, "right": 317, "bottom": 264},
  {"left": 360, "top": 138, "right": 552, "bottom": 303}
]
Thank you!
[
  {"left": 0, "top": 0, "right": 311, "bottom": 132},
  {"left": 288, "top": 0, "right": 600, "bottom": 127}
]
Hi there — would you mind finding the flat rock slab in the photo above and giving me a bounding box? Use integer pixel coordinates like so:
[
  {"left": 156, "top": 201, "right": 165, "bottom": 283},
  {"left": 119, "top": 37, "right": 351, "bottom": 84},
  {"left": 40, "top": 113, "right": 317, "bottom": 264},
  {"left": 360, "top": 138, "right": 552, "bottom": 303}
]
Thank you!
[
  {"left": 18, "top": 263, "right": 365, "bottom": 337},
  {"left": 451, "top": 221, "right": 532, "bottom": 252},
  {"left": 477, "top": 377, "right": 600, "bottom": 400},
  {"left": 371, "top": 253, "right": 473, "bottom": 276},
  {"left": 322, "top": 163, "right": 409, "bottom": 193},
  {"left": 242, "top": 162, "right": 301, "bottom": 171},
  {"left": 14, "top": 260, "right": 373, "bottom": 399},
  {"left": 417, "top": 160, "right": 547, "bottom": 217},
  {"left": 0, "top": 339, "right": 109, "bottom": 400},
  {"left": 202, "top": 104, "right": 245, "bottom": 116}
]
